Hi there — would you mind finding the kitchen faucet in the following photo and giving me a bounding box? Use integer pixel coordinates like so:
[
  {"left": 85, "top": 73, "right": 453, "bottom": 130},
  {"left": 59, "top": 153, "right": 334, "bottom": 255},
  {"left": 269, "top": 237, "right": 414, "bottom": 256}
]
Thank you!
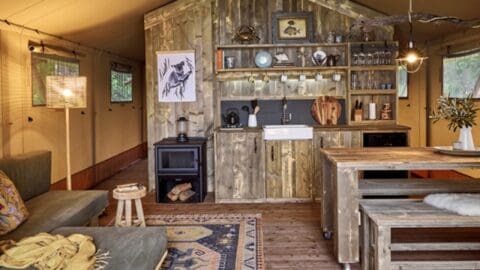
[{"left": 281, "top": 96, "right": 292, "bottom": 125}]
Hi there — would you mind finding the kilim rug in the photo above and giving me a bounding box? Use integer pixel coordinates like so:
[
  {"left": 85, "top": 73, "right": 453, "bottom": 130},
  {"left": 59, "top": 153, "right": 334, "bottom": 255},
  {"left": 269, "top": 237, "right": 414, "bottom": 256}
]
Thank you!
[{"left": 146, "top": 214, "right": 264, "bottom": 270}]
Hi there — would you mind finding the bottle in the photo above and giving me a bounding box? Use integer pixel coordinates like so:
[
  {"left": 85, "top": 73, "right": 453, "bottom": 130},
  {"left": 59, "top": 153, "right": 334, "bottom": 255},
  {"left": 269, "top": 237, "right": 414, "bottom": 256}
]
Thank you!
[{"left": 369, "top": 102, "right": 376, "bottom": 120}]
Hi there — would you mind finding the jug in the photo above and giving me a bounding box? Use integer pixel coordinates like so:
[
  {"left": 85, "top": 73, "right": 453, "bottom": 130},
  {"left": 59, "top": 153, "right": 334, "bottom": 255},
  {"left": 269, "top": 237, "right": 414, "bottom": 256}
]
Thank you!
[{"left": 326, "top": 55, "right": 341, "bottom": 67}]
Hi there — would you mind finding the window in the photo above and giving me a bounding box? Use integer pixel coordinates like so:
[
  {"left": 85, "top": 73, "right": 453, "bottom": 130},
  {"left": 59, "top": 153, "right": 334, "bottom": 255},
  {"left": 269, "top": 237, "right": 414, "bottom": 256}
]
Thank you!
[
  {"left": 398, "top": 66, "right": 408, "bottom": 98},
  {"left": 443, "top": 49, "right": 480, "bottom": 98},
  {"left": 111, "top": 63, "right": 133, "bottom": 103},
  {"left": 31, "top": 53, "right": 79, "bottom": 106}
]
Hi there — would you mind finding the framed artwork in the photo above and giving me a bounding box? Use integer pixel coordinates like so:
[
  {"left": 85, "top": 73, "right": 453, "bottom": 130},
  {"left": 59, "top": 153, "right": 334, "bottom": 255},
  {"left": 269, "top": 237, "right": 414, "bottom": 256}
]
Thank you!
[
  {"left": 157, "top": 50, "right": 196, "bottom": 102},
  {"left": 272, "top": 12, "right": 314, "bottom": 44}
]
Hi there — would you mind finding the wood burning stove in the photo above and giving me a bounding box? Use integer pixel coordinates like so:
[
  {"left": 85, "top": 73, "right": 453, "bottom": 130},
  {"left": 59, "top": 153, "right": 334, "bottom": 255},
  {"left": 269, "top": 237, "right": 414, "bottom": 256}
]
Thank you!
[{"left": 154, "top": 137, "right": 207, "bottom": 203}]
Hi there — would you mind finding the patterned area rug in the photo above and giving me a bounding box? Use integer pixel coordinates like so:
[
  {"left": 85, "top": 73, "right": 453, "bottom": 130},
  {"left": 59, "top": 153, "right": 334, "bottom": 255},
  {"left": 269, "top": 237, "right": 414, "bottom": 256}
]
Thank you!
[{"left": 146, "top": 214, "right": 264, "bottom": 270}]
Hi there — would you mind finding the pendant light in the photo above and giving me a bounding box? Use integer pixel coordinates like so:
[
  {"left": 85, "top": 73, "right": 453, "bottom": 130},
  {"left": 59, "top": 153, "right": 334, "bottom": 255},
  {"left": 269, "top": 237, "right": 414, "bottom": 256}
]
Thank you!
[{"left": 396, "top": 0, "right": 428, "bottom": 73}]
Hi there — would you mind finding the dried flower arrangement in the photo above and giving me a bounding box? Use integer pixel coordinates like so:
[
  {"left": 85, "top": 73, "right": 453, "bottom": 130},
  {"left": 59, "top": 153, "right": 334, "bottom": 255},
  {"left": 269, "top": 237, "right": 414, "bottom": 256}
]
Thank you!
[{"left": 431, "top": 94, "right": 479, "bottom": 132}]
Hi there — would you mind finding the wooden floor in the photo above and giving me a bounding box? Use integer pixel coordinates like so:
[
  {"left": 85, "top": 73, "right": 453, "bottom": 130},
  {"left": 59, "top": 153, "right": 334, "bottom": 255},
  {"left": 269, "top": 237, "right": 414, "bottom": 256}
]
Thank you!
[
  {"left": 94, "top": 159, "right": 480, "bottom": 269},
  {"left": 94, "top": 159, "right": 351, "bottom": 270}
]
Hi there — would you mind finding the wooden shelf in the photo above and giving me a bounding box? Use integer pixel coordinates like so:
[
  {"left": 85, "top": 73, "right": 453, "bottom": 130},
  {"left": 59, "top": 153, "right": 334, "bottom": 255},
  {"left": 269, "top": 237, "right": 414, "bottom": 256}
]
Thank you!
[
  {"left": 217, "top": 66, "right": 349, "bottom": 73},
  {"left": 217, "top": 43, "right": 348, "bottom": 49},
  {"left": 350, "top": 120, "right": 396, "bottom": 125},
  {"left": 350, "top": 65, "right": 397, "bottom": 71},
  {"left": 350, "top": 90, "right": 397, "bottom": 95},
  {"left": 349, "top": 41, "right": 399, "bottom": 45},
  {"left": 220, "top": 95, "right": 346, "bottom": 101}
]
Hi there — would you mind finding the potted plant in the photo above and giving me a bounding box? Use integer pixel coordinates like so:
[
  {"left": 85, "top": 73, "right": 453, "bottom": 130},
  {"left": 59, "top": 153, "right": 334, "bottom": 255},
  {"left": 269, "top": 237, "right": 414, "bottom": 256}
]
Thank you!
[{"left": 431, "top": 94, "right": 479, "bottom": 150}]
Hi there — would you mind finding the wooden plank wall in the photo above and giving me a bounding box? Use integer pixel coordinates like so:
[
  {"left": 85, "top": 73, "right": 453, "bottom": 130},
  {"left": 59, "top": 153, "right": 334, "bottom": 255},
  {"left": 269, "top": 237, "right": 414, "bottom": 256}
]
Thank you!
[
  {"left": 145, "top": 0, "right": 393, "bottom": 191},
  {"left": 144, "top": 0, "right": 214, "bottom": 191},
  {"left": 213, "top": 0, "right": 391, "bottom": 46}
]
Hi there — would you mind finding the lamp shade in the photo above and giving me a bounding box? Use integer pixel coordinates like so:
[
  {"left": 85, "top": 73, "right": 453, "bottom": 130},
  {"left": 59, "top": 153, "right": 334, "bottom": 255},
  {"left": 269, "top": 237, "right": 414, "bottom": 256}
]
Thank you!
[{"left": 46, "top": 76, "right": 87, "bottom": 108}]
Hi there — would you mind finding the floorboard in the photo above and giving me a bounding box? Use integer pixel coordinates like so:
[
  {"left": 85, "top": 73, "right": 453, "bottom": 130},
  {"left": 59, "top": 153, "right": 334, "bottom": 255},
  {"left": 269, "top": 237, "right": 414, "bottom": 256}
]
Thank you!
[{"left": 93, "top": 159, "right": 480, "bottom": 269}]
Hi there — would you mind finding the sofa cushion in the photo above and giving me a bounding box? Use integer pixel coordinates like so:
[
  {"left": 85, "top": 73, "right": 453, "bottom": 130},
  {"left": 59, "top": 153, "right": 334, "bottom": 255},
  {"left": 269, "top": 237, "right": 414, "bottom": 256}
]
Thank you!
[
  {"left": 0, "top": 171, "right": 29, "bottom": 235},
  {"left": 0, "top": 191, "right": 108, "bottom": 241},
  {"left": 0, "top": 151, "right": 51, "bottom": 201},
  {"left": 51, "top": 227, "right": 168, "bottom": 270}
]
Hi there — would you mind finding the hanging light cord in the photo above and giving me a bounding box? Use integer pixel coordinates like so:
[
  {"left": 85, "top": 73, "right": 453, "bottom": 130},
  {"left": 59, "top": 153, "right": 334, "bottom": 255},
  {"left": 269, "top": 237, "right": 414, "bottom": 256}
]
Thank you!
[{"left": 408, "top": 0, "right": 414, "bottom": 43}]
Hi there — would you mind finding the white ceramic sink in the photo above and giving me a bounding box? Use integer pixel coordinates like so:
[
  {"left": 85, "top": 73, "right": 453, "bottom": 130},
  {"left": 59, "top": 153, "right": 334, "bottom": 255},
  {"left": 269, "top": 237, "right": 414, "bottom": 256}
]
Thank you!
[{"left": 263, "top": 125, "right": 313, "bottom": 140}]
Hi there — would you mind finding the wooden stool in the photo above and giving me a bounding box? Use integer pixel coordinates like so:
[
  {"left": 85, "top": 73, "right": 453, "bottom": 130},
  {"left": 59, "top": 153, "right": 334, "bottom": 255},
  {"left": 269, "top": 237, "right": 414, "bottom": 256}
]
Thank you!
[{"left": 113, "top": 186, "right": 147, "bottom": 227}]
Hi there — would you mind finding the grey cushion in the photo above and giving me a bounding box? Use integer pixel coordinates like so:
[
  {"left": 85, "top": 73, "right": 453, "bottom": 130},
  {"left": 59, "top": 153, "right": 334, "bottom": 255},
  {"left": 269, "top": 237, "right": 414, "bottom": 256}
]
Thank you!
[
  {"left": 51, "top": 227, "right": 168, "bottom": 270},
  {"left": 0, "top": 190, "right": 108, "bottom": 241},
  {"left": 0, "top": 151, "right": 51, "bottom": 201}
]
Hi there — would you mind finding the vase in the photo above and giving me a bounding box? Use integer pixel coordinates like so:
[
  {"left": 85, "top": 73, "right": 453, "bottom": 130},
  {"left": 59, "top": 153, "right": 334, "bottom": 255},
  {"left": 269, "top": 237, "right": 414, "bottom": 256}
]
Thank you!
[{"left": 457, "top": 127, "right": 475, "bottom": 150}]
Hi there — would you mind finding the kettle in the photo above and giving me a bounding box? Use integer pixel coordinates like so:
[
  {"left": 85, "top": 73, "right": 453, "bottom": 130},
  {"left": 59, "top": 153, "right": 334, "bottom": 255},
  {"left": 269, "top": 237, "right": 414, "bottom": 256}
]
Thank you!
[
  {"left": 222, "top": 108, "right": 240, "bottom": 127},
  {"left": 326, "top": 54, "right": 341, "bottom": 67}
]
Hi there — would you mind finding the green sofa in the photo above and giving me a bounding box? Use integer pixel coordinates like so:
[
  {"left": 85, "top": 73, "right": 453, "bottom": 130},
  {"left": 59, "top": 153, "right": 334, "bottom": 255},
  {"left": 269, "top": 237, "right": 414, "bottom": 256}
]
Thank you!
[
  {"left": 0, "top": 151, "right": 168, "bottom": 270},
  {"left": 0, "top": 151, "right": 108, "bottom": 241}
]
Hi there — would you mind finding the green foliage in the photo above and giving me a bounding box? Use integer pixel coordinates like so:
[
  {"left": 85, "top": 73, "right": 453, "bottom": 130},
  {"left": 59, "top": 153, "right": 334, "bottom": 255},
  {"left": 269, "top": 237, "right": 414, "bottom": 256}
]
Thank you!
[
  {"left": 443, "top": 51, "right": 480, "bottom": 98},
  {"left": 431, "top": 94, "right": 479, "bottom": 131},
  {"left": 111, "top": 70, "right": 132, "bottom": 102}
]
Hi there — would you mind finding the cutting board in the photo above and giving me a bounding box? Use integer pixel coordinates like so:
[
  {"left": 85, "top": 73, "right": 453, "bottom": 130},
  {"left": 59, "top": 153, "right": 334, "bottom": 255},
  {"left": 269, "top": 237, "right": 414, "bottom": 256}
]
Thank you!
[{"left": 311, "top": 96, "right": 342, "bottom": 125}]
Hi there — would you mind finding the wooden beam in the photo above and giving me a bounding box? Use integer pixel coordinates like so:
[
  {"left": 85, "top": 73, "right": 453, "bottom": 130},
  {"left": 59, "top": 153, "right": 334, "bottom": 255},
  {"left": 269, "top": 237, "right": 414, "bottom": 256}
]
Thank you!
[
  {"left": 307, "top": 0, "right": 394, "bottom": 35},
  {"left": 307, "top": 0, "right": 386, "bottom": 19}
]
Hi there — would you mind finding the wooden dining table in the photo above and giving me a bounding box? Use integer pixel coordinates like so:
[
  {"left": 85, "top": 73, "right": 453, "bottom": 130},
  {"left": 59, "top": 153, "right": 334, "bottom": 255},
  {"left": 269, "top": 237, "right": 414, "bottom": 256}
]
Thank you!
[{"left": 319, "top": 147, "right": 480, "bottom": 270}]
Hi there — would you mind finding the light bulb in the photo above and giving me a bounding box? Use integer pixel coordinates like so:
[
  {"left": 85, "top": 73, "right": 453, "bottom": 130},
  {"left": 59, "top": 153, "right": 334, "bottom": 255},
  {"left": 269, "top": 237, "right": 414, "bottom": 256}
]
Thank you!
[
  {"left": 406, "top": 52, "right": 419, "bottom": 64},
  {"left": 63, "top": 89, "right": 73, "bottom": 97}
]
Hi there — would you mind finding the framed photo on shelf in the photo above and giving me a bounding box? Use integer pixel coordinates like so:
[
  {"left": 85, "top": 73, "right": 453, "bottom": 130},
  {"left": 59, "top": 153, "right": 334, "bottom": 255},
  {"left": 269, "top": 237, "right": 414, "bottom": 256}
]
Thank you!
[{"left": 272, "top": 12, "right": 314, "bottom": 44}]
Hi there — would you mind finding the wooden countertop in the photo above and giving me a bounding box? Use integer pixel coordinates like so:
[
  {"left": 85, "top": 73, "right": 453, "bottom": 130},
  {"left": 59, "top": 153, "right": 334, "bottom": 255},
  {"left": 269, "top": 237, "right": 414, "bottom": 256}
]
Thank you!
[
  {"left": 215, "top": 124, "right": 410, "bottom": 132},
  {"left": 320, "top": 147, "right": 480, "bottom": 170}
]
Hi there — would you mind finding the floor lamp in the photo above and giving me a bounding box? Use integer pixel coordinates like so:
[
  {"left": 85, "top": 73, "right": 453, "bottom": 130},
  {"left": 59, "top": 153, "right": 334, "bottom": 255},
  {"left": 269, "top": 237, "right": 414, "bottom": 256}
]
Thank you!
[{"left": 46, "top": 76, "right": 87, "bottom": 190}]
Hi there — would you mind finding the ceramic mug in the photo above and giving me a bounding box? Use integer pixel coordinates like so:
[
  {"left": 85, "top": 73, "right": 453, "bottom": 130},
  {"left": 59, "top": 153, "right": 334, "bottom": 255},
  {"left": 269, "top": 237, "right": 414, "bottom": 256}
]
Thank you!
[
  {"left": 332, "top": 73, "right": 342, "bottom": 82},
  {"left": 280, "top": 74, "right": 288, "bottom": 82},
  {"left": 248, "top": 114, "right": 257, "bottom": 127},
  {"left": 315, "top": 74, "right": 323, "bottom": 81},
  {"left": 299, "top": 74, "right": 307, "bottom": 81}
]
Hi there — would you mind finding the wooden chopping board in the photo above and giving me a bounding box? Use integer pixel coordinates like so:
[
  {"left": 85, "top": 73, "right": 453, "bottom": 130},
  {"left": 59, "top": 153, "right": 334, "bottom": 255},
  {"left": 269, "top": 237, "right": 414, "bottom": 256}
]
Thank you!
[{"left": 311, "top": 96, "right": 342, "bottom": 125}]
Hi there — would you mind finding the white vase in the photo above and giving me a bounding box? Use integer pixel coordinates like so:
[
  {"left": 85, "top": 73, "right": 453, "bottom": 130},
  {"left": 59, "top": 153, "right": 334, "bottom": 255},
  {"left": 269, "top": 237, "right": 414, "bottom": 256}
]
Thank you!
[{"left": 458, "top": 127, "right": 475, "bottom": 150}]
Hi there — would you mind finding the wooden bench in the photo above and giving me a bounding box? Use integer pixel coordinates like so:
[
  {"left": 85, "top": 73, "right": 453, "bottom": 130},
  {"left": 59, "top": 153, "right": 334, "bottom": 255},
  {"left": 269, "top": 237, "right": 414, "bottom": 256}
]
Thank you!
[
  {"left": 359, "top": 178, "right": 480, "bottom": 197},
  {"left": 360, "top": 200, "right": 480, "bottom": 270}
]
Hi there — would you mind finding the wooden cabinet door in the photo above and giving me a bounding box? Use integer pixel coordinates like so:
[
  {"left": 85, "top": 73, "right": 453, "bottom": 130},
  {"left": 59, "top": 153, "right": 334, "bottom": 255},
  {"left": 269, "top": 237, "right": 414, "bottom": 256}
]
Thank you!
[
  {"left": 313, "top": 131, "right": 362, "bottom": 198},
  {"left": 265, "top": 140, "right": 313, "bottom": 199},
  {"left": 215, "top": 132, "right": 265, "bottom": 201}
]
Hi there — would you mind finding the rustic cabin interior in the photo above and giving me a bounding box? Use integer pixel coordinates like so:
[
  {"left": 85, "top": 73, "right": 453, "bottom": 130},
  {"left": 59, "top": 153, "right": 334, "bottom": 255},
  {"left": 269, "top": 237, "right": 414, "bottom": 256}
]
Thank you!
[{"left": 1, "top": 0, "right": 480, "bottom": 269}]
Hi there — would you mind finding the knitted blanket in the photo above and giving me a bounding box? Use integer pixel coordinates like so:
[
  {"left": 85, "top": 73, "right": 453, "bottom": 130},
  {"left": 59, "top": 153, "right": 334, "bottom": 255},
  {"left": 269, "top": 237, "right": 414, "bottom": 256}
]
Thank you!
[{"left": 0, "top": 233, "right": 109, "bottom": 270}]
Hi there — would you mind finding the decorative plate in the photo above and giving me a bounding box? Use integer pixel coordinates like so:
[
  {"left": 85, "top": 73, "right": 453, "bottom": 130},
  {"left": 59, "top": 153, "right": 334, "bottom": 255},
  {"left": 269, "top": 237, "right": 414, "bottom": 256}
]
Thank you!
[
  {"left": 433, "top": 146, "right": 480, "bottom": 156},
  {"left": 311, "top": 49, "right": 327, "bottom": 66},
  {"left": 255, "top": 51, "right": 272, "bottom": 68}
]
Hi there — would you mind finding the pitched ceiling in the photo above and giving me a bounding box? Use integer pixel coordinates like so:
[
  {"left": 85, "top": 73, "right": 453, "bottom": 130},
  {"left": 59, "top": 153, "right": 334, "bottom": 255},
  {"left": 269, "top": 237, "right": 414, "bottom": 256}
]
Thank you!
[
  {"left": 352, "top": 0, "right": 480, "bottom": 42},
  {"left": 0, "top": 0, "right": 478, "bottom": 62},
  {"left": 0, "top": 0, "right": 175, "bottom": 61}
]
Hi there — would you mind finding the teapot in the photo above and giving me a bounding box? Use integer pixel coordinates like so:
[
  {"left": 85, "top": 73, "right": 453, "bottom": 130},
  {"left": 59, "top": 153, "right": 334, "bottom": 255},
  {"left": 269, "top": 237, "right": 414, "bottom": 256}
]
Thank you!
[
  {"left": 326, "top": 54, "right": 341, "bottom": 67},
  {"left": 222, "top": 108, "right": 240, "bottom": 127}
]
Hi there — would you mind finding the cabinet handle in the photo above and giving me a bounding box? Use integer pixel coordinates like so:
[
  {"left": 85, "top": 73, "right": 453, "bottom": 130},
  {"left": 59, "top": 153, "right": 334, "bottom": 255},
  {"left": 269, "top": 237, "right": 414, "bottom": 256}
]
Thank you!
[
  {"left": 254, "top": 138, "right": 257, "bottom": 153},
  {"left": 320, "top": 137, "right": 324, "bottom": 148},
  {"left": 271, "top": 145, "right": 274, "bottom": 161}
]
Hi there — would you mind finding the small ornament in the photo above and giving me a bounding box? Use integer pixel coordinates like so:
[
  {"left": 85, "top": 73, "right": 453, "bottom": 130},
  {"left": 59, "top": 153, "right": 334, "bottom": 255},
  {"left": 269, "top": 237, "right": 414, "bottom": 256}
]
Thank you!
[{"left": 232, "top": 25, "right": 260, "bottom": 43}]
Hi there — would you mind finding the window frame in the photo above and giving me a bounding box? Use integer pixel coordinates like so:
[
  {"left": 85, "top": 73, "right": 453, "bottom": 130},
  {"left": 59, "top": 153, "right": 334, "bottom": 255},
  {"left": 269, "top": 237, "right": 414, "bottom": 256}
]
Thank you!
[
  {"left": 442, "top": 48, "right": 480, "bottom": 99},
  {"left": 110, "top": 62, "right": 133, "bottom": 103},
  {"left": 31, "top": 52, "right": 80, "bottom": 106}
]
